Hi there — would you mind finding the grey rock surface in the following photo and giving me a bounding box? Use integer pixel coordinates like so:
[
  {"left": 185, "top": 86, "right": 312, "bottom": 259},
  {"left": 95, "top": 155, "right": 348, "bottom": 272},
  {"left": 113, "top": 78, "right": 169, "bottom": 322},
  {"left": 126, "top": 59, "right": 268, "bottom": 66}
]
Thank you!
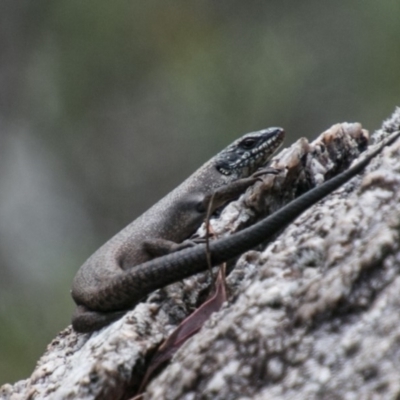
[{"left": 2, "top": 108, "right": 400, "bottom": 400}]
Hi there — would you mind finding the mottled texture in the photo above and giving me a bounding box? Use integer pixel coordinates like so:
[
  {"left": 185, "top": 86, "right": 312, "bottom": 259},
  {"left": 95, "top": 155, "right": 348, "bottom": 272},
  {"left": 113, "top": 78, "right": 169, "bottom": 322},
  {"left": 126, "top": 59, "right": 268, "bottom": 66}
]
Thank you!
[
  {"left": 2, "top": 109, "right": 400, "bottom": 400},
  {"left": 147, "top": 109, "right": 400, "bottom": 400}
]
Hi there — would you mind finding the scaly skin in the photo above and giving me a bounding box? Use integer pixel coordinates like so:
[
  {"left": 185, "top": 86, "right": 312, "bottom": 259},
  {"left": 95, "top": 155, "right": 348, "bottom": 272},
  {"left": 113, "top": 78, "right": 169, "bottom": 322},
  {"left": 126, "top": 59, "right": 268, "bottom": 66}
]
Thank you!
[
  {"left": 72, "top": 127, "right": 285, "bottom": 332},
  {"left": 72, "top": 129, "right": 400, "bottom": 333}
]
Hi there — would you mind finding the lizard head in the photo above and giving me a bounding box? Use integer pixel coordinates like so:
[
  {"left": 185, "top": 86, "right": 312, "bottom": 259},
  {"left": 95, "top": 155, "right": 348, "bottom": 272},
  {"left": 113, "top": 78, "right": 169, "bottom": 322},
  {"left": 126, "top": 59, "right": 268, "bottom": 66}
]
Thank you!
[{"left": 214, "top": 127, "right": 285, "bottom": 177}]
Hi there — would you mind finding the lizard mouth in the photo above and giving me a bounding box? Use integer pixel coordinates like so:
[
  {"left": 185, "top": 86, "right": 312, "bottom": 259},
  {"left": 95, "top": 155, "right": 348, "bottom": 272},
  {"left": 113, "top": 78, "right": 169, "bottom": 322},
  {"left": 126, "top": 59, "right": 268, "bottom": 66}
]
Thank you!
[
  {"left": 251, "top": 127, "right": 285, "bottom": 162},
  {"left": 216, "top": 127, "right": 285, "bottom": 176}
]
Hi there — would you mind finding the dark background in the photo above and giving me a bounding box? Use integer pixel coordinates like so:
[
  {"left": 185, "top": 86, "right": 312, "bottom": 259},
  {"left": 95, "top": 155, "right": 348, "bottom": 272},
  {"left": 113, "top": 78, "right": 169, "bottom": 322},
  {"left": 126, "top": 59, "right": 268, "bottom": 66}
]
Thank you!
[{"left": 0, "top": 1, "right": 399, "bottom": 384}]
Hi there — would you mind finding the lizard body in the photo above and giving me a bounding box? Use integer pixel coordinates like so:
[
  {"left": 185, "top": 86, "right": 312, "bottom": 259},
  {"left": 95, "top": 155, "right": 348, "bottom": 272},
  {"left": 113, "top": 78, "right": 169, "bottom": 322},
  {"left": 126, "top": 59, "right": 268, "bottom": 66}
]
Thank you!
[
  {"left": 72, "top": 129, "right": 400, "bottom": 333},
  {"left": 72, "top": 128, "right": 285, "bottom": 332}
]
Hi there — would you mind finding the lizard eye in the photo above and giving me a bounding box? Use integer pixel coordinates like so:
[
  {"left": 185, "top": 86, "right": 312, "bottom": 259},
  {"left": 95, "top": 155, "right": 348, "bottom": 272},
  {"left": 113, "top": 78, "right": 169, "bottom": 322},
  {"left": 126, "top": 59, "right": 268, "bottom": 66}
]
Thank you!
[{"left": 240, "top": 138, "right": 257, "bottom": 150}]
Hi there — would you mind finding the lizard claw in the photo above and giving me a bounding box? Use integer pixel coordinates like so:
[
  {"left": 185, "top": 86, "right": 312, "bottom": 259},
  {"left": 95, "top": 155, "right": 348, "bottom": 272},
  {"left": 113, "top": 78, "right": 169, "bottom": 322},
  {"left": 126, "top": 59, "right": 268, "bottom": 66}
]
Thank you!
[{"left": 252, "top": 166, "right": 282, "bottom": 179}]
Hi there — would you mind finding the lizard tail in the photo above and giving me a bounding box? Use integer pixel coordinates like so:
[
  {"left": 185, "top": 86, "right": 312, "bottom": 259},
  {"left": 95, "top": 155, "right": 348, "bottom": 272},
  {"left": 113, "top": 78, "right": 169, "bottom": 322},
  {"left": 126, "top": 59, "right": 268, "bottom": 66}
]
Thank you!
[{"left": 93, "top": 131, "right": 400, "bottom": 312}]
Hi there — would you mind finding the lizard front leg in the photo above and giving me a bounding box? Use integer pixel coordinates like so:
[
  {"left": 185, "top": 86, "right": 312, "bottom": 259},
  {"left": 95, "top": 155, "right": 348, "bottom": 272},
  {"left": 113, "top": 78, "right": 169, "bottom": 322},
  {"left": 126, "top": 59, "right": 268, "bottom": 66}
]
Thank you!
[
  {"left": 198, "top": 168, "right": 280, "bottom": 213},
  {"left": 145, "top": 169, "right": 281, "bottom": 257}
]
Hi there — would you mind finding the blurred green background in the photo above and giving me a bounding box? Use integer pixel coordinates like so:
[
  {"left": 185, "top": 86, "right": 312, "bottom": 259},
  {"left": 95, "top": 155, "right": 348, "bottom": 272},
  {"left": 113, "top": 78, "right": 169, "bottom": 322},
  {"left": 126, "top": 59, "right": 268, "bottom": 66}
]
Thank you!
[{"left": 0, "top": 0, "right": 399, "bottom": 384}]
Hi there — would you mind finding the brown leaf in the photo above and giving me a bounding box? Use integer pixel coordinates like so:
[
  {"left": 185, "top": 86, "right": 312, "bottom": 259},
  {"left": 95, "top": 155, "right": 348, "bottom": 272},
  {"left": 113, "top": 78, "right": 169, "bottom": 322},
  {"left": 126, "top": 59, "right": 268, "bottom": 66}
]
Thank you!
[{"left": 135, "top": 264, "right": 227, "bottom": 395}]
